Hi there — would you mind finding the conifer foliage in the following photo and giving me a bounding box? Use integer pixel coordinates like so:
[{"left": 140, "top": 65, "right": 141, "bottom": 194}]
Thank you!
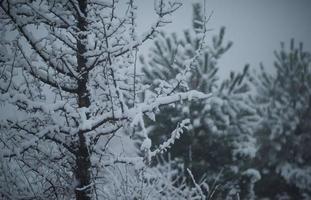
[
  {"left": 252, "top": 39, "right": 311, "bottom": 199},
  {"left": 1, "top": 1, "right": 310, "bottom": 199},
  {"left": 141, "top": 3, "right": 260, "bottom": 199}
]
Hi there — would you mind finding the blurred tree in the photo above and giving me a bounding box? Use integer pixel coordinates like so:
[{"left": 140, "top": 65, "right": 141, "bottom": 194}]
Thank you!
[
  {"left": 252, "top": 39, "right": 311, "bottom": 199},
  {"left": 141, "top": 3, "right": 260, "bottom": 199}
]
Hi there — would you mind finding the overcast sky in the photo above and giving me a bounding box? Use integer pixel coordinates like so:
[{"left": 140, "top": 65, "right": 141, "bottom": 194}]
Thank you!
[{"left": 136, "top": 0, "right": 311, "bottom": 78}]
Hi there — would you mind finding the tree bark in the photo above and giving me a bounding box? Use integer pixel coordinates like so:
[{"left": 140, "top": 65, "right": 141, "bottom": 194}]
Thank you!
[{"left": 75, "top": 1, "right": 92, "bottom": 200}]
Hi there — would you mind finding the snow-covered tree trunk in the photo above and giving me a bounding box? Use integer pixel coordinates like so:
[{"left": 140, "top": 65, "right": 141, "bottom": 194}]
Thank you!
[{"left": 75, "top": 1, "right": 92, "bottom": 199}]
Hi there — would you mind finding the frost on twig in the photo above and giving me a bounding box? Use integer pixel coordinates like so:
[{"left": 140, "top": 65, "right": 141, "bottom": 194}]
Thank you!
[
  {"left": 150, "top": 119, "right": 190, "bottom": 158},
  {"left": 187, "top": 168, "right": 207, "bottom": 200}
]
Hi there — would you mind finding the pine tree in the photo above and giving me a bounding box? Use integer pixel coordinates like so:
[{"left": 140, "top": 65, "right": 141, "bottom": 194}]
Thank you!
[
  {"left": 141, "top": 3, "right": 260, "bottom": 199},
  {"left": 252, "top": 39, "right": 311, "bottom": 199}
]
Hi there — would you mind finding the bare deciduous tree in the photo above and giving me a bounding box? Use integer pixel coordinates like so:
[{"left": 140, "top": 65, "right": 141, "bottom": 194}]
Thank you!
[{"left": 0, "top": 0, "right": 209, "bottom": 199}]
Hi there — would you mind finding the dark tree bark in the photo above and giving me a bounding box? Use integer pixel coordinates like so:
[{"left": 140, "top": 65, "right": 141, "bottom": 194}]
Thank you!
[{"left": 75, "top": 1, "right": 92, "bottom": 200}]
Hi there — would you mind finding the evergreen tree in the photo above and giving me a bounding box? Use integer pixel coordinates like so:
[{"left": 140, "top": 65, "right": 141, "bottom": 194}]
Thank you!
[
  {"left": 252, "top": 39, "right": 311, "bottom": 199},
  {"left": 141, "top": 3, "right": 260, "bottom": 199}
]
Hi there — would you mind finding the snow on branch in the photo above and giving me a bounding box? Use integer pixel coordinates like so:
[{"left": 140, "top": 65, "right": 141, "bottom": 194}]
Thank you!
[
  {"left": 150, "top": 119, "right": 190, "bottom": 158},
  {"left": 137, "top": 90, "right": 211, "bottom": 114},
  {"left": 1, "top": 125, "right": 59, "bottom": 158},
  {"left": 1, "top": 93, "right": 67, "bottom": 114},
  {"left": 187, "top": 168, "right": 207, "bottom": 200},
  {"left": 79, "top": 91, "right": 211, "bottom": 132}
]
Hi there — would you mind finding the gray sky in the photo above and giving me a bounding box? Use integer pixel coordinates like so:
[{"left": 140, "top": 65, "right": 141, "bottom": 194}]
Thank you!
[{"left": 136, "top": 0, "right": 311, "bottom": 78}]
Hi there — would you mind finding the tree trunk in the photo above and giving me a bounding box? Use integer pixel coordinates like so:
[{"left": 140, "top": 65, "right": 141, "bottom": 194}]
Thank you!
[
  {"left": 75, "top": 0, "right": 92, "bottom": 200},
  {"left": 75, "top": 132, "right": 92, "bottom": 200}
]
